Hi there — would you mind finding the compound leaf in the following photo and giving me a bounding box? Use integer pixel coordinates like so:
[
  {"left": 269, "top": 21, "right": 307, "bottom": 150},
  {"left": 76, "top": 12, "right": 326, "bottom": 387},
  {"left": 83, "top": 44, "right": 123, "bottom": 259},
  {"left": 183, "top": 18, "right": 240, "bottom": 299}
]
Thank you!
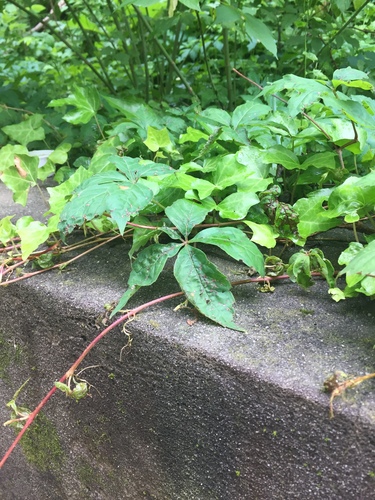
[{"left": 59, "top": 171, "right": 154, "bottom": 235}]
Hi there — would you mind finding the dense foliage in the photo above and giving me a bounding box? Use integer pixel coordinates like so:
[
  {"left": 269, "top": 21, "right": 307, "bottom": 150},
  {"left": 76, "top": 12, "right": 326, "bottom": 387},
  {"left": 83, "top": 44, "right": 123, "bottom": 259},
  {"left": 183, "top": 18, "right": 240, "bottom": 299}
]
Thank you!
[{"left": 1, "top": 0, "right": 375, "bottom": 329}]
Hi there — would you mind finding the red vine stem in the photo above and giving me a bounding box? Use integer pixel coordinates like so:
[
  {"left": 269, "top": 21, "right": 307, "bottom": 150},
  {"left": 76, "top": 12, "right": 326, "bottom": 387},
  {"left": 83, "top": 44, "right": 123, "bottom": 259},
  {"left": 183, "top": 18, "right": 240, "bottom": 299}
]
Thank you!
[
  {"left": 0, "top": 234, "right": 122, "bottom": 287},
  {"left": 0, "top": 290, "right": 183, "bottom": 469},
  {"left": 0, "top": 272, "right": 324, "bottom": 468}
]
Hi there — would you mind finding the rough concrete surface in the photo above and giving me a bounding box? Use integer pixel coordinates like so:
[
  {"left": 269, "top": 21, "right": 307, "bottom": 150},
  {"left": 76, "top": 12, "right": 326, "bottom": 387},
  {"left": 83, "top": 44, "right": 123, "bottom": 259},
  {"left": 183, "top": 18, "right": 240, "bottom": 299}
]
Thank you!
[{"left": 0, "top": 183, "right": 374, "bottom": 499}]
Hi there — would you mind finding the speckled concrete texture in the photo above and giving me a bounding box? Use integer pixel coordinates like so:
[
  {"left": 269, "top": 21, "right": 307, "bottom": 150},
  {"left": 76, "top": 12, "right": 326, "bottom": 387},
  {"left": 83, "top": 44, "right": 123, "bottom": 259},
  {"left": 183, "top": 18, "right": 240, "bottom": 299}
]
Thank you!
[{"left": 0, "top": 183, "right": 374, "bottom": 499}]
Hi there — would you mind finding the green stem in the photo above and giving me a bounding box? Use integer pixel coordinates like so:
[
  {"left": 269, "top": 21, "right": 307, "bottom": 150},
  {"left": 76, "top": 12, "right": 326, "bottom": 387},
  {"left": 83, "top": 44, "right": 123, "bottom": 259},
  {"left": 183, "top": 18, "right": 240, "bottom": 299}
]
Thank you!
[
  {"left": 136, "top": 10, "right": 150, "bottom": 102},
  {"left": 223, "top": 28, "right": 233, "bottom": 110},
  {"left": 315, "top": 0, "right": 372, "bottom": 59},
  {"left": 94, "top": 114, "right": 105, "bottom": 140},
  {"left": 352, "top": 222, "right": 359, "bottom": 243},
  {"left": 196, "top": 12, "right": 222, "bottom": 107},
  {"left": 8, "top": 0, "right": 113, "bottom": 92},
  {"left": 165, "top": 17, "right": 182, "bottom": 95},
  {"left": 105, "top": 0, "right": 137, "bottom": 88},
  {"left": 81, "top": 0, "right": 117, "bottom": 50},
  {"left": 64, "top": 0, "right": 115, "bottom": 93},
  {"left": 133, "top": 5, "right": 199, "bottom": 101}
]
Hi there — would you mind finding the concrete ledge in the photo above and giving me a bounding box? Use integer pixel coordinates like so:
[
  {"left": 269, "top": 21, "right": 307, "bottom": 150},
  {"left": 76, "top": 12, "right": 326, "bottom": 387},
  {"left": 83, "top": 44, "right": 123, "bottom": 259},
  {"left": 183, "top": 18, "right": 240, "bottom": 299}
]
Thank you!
[{"left": 1, "top": 184, "right": 375, "bottom": 499}]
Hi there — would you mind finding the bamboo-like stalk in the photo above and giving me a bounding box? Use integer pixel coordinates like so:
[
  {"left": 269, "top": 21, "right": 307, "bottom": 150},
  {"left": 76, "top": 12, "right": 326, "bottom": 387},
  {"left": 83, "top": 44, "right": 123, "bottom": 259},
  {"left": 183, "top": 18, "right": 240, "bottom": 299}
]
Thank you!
[
  {"left": 133, "top": 5, "right": 199, "bottom": 101},
  {"left": 136, "top": 9, "right": 150, "bottom": 102},
  {"left": 223, "top": 28, "right": 233, "bottom": 110},
  {"left": 196, "top": 11, "right": 222, "bottom": 107},
  {"left": 105, "top": 0, "right": 138, "bottom": 88},
  {"left": 64, "top": 0, "right": 115, "bottom": 93},
  {"left": 165, "top": 17, "right": 182, "bottom": 95}
]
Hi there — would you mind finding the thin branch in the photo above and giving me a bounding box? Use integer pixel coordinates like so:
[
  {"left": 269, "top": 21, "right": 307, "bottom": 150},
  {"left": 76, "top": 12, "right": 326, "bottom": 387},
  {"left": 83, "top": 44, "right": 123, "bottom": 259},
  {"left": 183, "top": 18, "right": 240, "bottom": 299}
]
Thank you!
[
  {"left": 315, "top": 0, "right": 372, "bottom": 59},
  {"left": 133, "top": 5, "right": 199, "bottom": 101},
  {"left": 8, "top": 0, "right": 113, "bottom": 92},
  {"left": 64, "top": 0, "right": 115, "bottom": 93},
  {"left": 232, "top": 68, "right": 332, "bottom": 141}
]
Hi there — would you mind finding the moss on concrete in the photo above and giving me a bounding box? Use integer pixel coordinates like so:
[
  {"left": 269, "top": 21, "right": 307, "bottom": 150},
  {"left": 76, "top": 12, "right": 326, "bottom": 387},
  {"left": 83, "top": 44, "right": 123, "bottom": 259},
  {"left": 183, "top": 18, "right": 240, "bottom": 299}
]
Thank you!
[
  {"left": 77, "top": 460, "right": 105, "bottom": 491},
  {"left": 20, "top": 413, "right": 64, "bottom": 471}
]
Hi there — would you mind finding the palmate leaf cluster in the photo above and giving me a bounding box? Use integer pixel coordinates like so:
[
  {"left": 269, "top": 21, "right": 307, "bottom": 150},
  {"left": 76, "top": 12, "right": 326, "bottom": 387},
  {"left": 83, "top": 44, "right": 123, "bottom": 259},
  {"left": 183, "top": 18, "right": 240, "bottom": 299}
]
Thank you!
[{"left": 1, "top": 1, "right": 375, "bottom": 329}]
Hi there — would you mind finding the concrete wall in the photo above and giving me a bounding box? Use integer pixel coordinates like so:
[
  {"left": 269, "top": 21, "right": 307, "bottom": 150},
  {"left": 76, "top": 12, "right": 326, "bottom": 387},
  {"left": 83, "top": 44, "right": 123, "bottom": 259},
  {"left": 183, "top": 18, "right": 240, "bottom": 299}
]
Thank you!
[{"left": 0, "top": 185, "right": 375, "bottom": 499}]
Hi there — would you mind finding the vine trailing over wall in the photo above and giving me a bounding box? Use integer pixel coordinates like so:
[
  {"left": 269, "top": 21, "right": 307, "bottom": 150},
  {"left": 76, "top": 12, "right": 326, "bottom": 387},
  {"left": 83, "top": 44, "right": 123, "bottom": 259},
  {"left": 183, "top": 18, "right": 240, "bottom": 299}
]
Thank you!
[
  {"left": 0, "top": 0, "right": 375, "bottom": 470},
  {"left": 2, "top": 67, "right": 375, "bottom": 310}
]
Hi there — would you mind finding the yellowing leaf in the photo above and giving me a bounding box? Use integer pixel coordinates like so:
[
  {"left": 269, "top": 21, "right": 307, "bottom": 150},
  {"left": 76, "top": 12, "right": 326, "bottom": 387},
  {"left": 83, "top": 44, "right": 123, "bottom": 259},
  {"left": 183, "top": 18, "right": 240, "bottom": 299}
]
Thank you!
[{"left": 144, "top": 127, "right": 172, "bottom": 152}]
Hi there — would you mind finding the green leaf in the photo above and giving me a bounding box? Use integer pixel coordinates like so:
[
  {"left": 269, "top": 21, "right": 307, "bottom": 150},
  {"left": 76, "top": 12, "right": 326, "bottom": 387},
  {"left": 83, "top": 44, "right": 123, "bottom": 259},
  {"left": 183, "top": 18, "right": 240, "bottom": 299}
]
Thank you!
[
  {"left": 211, "top": 154, "right": 249, "bottom": 189},
  {"left": 215, "top": 4, "right": 241, "bottom": 28},
  {"left": 16, "top": 217, "right": 51, "bottom": 260},
  {"left": 165, "top": 199, "right": 210, "bottom": 237},
  {"left": 111, "top": 286, "right": 141, "bottom": 317},
  {"left": 189, "top": 178, "right": 217, "bottom": 199},
  {"left": 300, "top": 151, "right": 336, "bottom": 170},
  {"left": 0, "top": 155, "right": 40, "bottom": 205},
  {"left": 326, "top": 172, "right": 375, "bottom": 222},
  {"left": 88, "top": 147, "right": 118, "bottom": 175},
  {"left": 216, "top": 192, "right": 259, "bottom": 220},
  {"left": 107, "top": 155, "right": 173, "bottom": 182},
  {"left": 47, "top": 166, "right": 93, "bottom": 216},
  {"left": 190, "top": 226, "right": 264, "bottom": 275},
  {"left": 328, "top": 287, "right": 346, "bottom": 302},
  {"left": 262, "top": 75, "right": 328, "bottom": 117},
  {"left": 322, "top": 95, "right": 375, "bottom": 131},
  {"left": 159, "top": 225, "right": 183, "bottom": 240},
  {"left": 0, "top": 216, "right": 16, "bottom": 244},
  {"left": 332, "top": 67, "right": 372, "bottom": 90},
  {"left": 287, "top": 252, "right": 314, "bottom": 288},
  {"left": 309, "top": 248, "right": 335, "bottom": 288},
  {"left": 199, "top": 108, "right": 232, "bottom": 127},
  {"left": 263, "top": 146, "right": 300, "bottom": 170},
  {"left": 2, "top": 114, "right": 45, "bottom": 146},
  {"left": 48, "top": 143, "right": 72, "bottom": 165},
  {"left": 129, "top": 216, "right": 160, "bottom": 258},
  {"left": 78, "top": 13, "right": 101, "bottom": 33},
  {"left": 339, "top": 240, "right": 375, "bottom": 296},
  {"left": 49, "top": 86, "right": 100, "bottom": 125},
  {"left": 237, "top": 176, "right": 272, "bottom": 194},
  {"left": 59, "top": 172, "right": 154, "bottom": 235},
  {"left": 0, "top": 144, "right": 29, "bottom": 167},
  {"left": 231, "top": 101, "right": 270, "bottom": 129},
  {"left": 294, "top": 189, "right": 340, "bottom": 238},
  {"left": 332, "top": 79, "right": 373, "bottom": 91},
  {"left": 179, "top": 127, "right": 209, "bottom": 143},
  {"left": 244, "top": 14, "right": 277, "bottom": 57},
  {"left": 178, "top": 0, "right": 201, "bottom": 11},
  {"left": 174, "top": 246, "right": 244, "bottom": 331},
  {"left": 159, "top": 171, "right": 196, "bottom": 191},
  {"left": 144, "top": 126, "right": 172, "bottom": 152},
  {"left": 111, "top": 242, "right": 182, "bottom": 316},
  {"left": 333, "top": 67, "right": 369, "bottom": 81},
  {"left": 129, "top": 243, "right": 182, "bottom": 287},
  {"left": 338, "top": 242, "right": 363, "bottom": 266},
  {"left": 242, "top": 221, "right": 279, "bottom": 248},
  {"left": 237, "top": 146, "right": 271, "bottom": 179}
]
